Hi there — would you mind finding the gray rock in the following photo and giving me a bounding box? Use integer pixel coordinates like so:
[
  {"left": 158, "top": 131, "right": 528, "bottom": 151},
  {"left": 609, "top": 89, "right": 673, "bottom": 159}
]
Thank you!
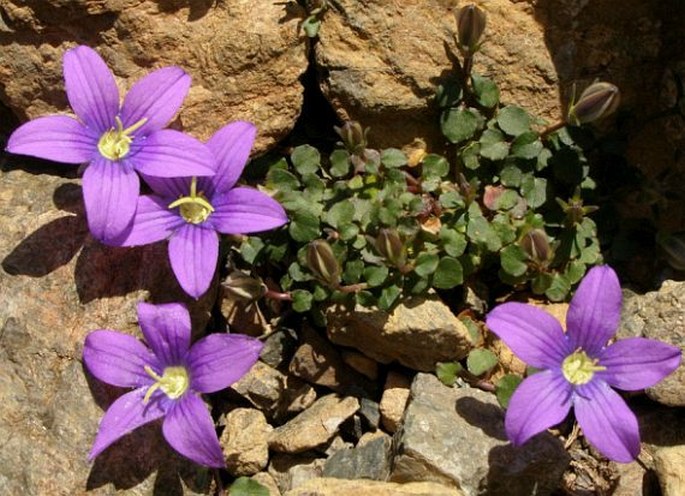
[
  {"left": 231, "top": 361, "right": 317, "bottom": 422},
  {"left": 260, "top": 327, "right": 299, "bottom": 370},
  {"left": 618, "top": 281, "right": 685, "bottom": 406},
  {"left": 268, "top": 453, "right": 325, "bottom": 494},
  {"left": 391, "top": 374, "right": 569, "bottom": 496},
  {"left": 220, "top": 408, "right": 272, "bottom": 477},
  {"left": 357, "top": 397, "right": 381, "bottom": 431},
  {"left": 269, "top": 394, "right": 360, "bottom": 454},
  {"left": 326, "top": 296, "right": 472, "bottom": 372},
  {"left": 323, "top": 435, "right": 393, "bottom": 481}
]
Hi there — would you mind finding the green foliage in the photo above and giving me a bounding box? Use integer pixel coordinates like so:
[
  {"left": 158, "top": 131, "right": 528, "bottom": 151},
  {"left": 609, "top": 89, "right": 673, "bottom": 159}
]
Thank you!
[
  {"left": 228, "top": 477, "right": 269, "bottom": 496},
  {"left": 466, "top": 348, "right": 498, "bottom": 376},
  {"left": 495, "top": 374, "right": 523, "bottom": 409},
  {"left": 436, "top": 361, "right": 463, "bottom": 386}
]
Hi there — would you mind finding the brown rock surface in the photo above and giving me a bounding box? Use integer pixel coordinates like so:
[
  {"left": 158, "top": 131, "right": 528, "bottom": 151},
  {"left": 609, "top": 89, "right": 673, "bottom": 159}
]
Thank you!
[
  {"left": 0, "top": 1, "right": 308, "bottom": 151},
  {"left": 284, "top": 478, "right": 465, "bottom": 496},
  {"left": 220, "top": 408, "right": 272, "bottom": 477},
  {"left": 653, "top": 445, "right": 685, "bottom": 496},
  {"left": 379, "top": 371, "right": 412, "bottom": 434}
]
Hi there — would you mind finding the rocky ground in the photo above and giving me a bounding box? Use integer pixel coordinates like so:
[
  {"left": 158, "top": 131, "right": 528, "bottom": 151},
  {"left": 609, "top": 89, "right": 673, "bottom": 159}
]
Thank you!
[{"left": 1, "top": 1, "right": 684, "bottom": 495}]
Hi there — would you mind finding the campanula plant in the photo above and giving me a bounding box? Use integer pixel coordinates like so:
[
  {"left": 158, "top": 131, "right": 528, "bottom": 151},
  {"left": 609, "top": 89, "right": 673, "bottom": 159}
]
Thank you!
[
  {"left": 7, "top": 45, "right": 214, "bottom": 242},
  {"left": 486, "top": 265, "right": 681, "bottom": 462},
  {"left": 83, "top": 302, "right": 263, "bottom": 467},
  {"left": 114, "top": 121, "right": 288, "bottom": 298}
]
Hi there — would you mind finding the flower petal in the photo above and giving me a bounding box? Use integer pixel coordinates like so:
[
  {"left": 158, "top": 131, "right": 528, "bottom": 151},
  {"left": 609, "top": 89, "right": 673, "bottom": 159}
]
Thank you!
[
  {"left": 597, "top": 338, "right": 682, "bottom": 391},
  {"left": 205, "top": 121, "right": 257, "bottom": 194},
  {"left": 187, "top": 334, "right": 263, "bottom": 393},
  {"left": 486, "top": 302, "right": 571, "bottom": 369},
  {"left": 120, "top": 66, "right": 190, "bottom": 137},
  {"left": 574, "top": 380, "right": 640, "bottom": 463},
  {"left": 505, "top": 369, "right": 573, "bottom": 446},
  {"left": 89, "top": 388, "right": 167, "bottom": 461},
  {"left": 115, "top": 194, "right": 184, "bottom": 247},
  {"left": 168, "top": 224, "right": 218, "bottom": 299},
  {"left": 7, "top": 116, "right": 97, "bottom": 163},
  {"left": 63, "top": 45, "right": 119, "bottom": 133},
  {"left": 209, "top": 187, "right": 288, "bottom": 235},
  {"left": 141, "top": 175, "right": 191, "bottom": 199},
  {"left": 83, "top": 330, "right": 159, "bottom": 388},
  {"left": 82, "top": 157, "right": 140, "bottom": 243},
  {"left": 130, "top": 130, "right": 215, "bottom": 178},
  {"left": 567, "top": 265, "right": 622, "bottom": 354},
  {"left": 136, "top": 302, "right": 192, "bottom": 367},
  {"left": 162, "top": 393, "right": 224, "bottom": 467}
]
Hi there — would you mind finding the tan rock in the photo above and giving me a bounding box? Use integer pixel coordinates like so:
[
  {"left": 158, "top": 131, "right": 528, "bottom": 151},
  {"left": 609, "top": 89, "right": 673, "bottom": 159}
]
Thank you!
[
  {"left": 327, "top": 295, "right": 472, "bottom": 372},
  {"left": 284, "top": 478, "right": 465, "bottom": 496},
  {"left": 0, "top": 1, "right": 307, "bottom": 152},
  {"left": 341, "top": 350, "right": 379, "bottom": 380},
  {"left": 221, "top": 408, "right": 272, "bottom": 477},
  {"left": 269, "top": 394, "right": 360, "bottom": 454},
  {"left": 251, "top": 472, "right": 282, "bottom": 496},
  {"left": 316, "top": 0, "right": 559, "bottom": 151},
  {"left": 358, "top": 430, "right": 392, "bottom": 448},
  {"left": 654, "top": 445, "right": 685, "bottom": 496},
  {"left": 379, "top": 371, "right": 412, "bottom": 434}
]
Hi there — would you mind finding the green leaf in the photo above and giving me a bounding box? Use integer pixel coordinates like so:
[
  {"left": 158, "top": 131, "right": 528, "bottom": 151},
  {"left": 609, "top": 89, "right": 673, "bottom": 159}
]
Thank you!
[
  {"left": 378, "top": 284, "right": 401, "bottom": 310},
  {"left": 240, "top": 237, "right": 265, "bottom": 264},
  {"left": 381, "top": 148, "right": 407, "bottom": 168},
  {"left": 495, "top": 374, "right": 523, "bottom": 409},
  {"left": 343, "top": 259, "right": 364, "bottom": 283},
  {"left": 466, "top": 349, "right": 498, "bottom": 376},
  {"left": 500, "top": 244, "right": 529, "bottom": 277},
  {"left": 467, "top": 214, "right": 502, "bottom": 251},
  {"left": 291, "top": 290, "right": 313, "bottom": 312},
  {"left": 326, "top": 201, "right": 355, "bottom": 229},
  {"left": 330, "top": 149, "right": 351, "bottom": 177},
  {"left": 288, "top": 262, "right": 312, "bottom": 282},
  {"left": 511, "top": 131, "right": 543, "bottom": 159},
  {"left": 500, "top": 165, "right": 523, "bottom": 187},
  {"left": 414, "top": 252, "right": 439, "bottom": 277},
  {"left": 436, "top": 79, "right": 463, "bottom": 108},
  {"left": 302, "top": 173, "right": 325, "bottom": 201},
  {"left": 441, "top": 108, "right": 481, "bottom": 144},
  {"left": 289, "top": 211, "right": 320, "bottom": 242},
  {"left": 479, "top": 129, "right": 509, "bottom": 161},
  {"left": 229, "top": 477, "right": 270, "bottom": 496},
  {"left": 433, "top": 256, "right": 463, "bottom": 289},
  {"left": 363, "top": 265, "right": 389, "bottom": 287},
  {"left": 440, "top": 227, "right": 467, "bottom": 257},
  {"left": 439, "top": 190, "right": 464, "bottom": 209},
  {"left": 461, "top": 142, "right": 481, "bottom": 170},
  {"left": 497, "top": 106, "right": 531, "bottom": 137},
  {"left": 565, "top": 260, "right": 586, "bottom": 284},
  {"left": 459, "top": 316, "right": 482, "bottom": 344},
  {"left": 267, "top": 167, "right": 300, "bottom": 192},
  {"left": 436, "top": 361, "right": 463, "bottom": 387},
  {"left": 422, "top": 154, "right": 450, "bottom": 178},
  {"left": 338, "top": 223, "right": 360, "bottom": 241},
  {"left": 521, "top": 176, "right": 547, "bottom": 208},
  {"left": 291, "top": 145, "right": 321, "bottom": 175},
  {"left": 531, "top": 271, "right": 554, "bottom": 294},
  {"left": 545, "top": 273, "right": 572, "bottom": 302},
  {"left": 302, "top": 16, "right": 321, "bottom": 38},
  {"left": 493, "top": 189, "right": 521, "bottom": 211},
  {"left": 471, "top": 74, "right": 500, "bottom": 108}
]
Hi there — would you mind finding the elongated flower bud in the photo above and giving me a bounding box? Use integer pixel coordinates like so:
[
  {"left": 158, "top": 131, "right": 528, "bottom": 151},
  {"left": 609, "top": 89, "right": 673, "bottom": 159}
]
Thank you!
[
  {"left": 375, "top": 228, "right": 407, "bottom": 268},
  {"left": 307, "top": 240, "right": 341, "bottom": 287},
  {"left": 520, "top": 229, "right": 552, "bottom": 265},
  {"left": 334, "top": 121, "right": 367, "bottom": 155},
  {"left": 567, "top": 82, "right": 620, "bottom": 126},
  {"left": 455, "top": 4, "right": 486, "bottom": 54},
  {"left": 222, "top": 272, "right": 267, "bottom": 302}
]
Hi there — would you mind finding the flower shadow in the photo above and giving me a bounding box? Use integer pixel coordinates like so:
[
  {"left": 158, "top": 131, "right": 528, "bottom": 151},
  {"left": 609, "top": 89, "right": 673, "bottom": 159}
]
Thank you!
[
  {"left": 454, "top": 396, "right": 508, "bottom": 441},
  {"left": 84, "top": 367, "right": 211, "bottom": 495},
  {"left": 150, "top": 0, "right": 218, "bottom": 21}
]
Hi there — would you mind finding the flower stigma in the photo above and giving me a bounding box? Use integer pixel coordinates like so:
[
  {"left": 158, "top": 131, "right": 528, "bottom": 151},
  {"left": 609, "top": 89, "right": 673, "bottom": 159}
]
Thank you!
[
  {"left": 562, "top": 349, "right": 606, "bottom": 385},
  {"left": 168, "top": 177, "right": 215, "bottom": 224},
  {"left": 143, "top": 365, "right": 190, "bottom": 403},
  {"left": 97, "top": 116, "right": 148, "bottom": 161}
]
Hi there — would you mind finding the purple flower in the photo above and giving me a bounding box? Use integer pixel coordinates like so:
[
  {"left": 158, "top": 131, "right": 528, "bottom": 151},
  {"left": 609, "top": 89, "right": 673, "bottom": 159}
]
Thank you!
[
  {"left": 83, "top": 302, "right": 263, "bottom": 467},
  {"left": 114, "top": 121, "right": 288, "bottom": 299},
  {"left": 486, "top": 266, "right": 681, "bottom": 462},
  {"left": 7, "top": 45, "right": 214, "bottom": 242}
]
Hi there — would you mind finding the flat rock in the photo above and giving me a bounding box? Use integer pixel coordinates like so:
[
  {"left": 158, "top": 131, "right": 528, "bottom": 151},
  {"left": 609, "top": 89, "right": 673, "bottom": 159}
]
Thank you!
[
  {"left": 316, "top": 0, "right": 559, "bottom": 151},
  {"left": 391, "top": 374, "right": 569, "bottom": 496},
  {"left": 379, "top": 371, "right": 412, "bottom": 434},
  {"left": 0, "top": 166, "right": 213, "bottom": 494},
  {"left": 284, "top": 478, "right": 465, "bottom": 496},
  {"left": 322, "top": 434, "right": 393, "bottom": 481},
  {"left": 0, "top": 1, "right": 307, "bottom": 151},
  {"left": 269, "top": 394, "right": 360, "bottom": 454},
  {"left": 326, "top": 296, "right": 472, "bottom": 372},
  {"left": 653, "top": 445, "right": 685, "bottom": 496},
  {"left": 220, "top": 408, "right": 272, "bottom": 477},
  {"left": 268, "top": 453, "right": 325, "bottom": 494},
  {"left": 617, "top": 280, "right": 685, "bottom": 406}
]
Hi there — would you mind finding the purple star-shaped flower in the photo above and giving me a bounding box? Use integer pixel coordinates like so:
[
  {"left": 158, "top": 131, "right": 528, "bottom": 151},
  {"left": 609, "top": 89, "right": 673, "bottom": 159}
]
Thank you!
[
  {"left": 7, "top": 45, "right": 214, "bottom": 242},
  {"left": 83, "top": 302, "right": 263, "bottom": 467},
  {"left": 114, "top": 121, "right": 288, "bottom": 299},
  {"left": 486, "top": 265, "right": 681, "bottom": 462}
]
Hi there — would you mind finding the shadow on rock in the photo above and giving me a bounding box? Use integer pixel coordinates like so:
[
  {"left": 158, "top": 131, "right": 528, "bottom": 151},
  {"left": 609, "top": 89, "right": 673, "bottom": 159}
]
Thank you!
[
  {"left": 454, "top": 396, "right": 508, "bottom": 441},
  {"left": 151, "top": 0, "right": 218, "bottom": 21}
]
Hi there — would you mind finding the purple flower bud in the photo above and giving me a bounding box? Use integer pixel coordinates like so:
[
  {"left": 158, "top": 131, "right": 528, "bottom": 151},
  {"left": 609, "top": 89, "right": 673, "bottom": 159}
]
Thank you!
[
  {"left": 375, "top": 228, "right": 407, "bottom": 269},
  {"left": 520, "top": 229, "right": 552, "bottom": 266},
  {"left": 334, "top": 121, "right": 368, "bottom": 155},
  {"left": 567, "top": 82, "right": 620, "bottom": 126},
  {"left": 455, "top": 4, "right": 486, "bottom": 54},
  {"left": 222, "top": 272, "right": 267, "bottom": 302},
  {"left": 307, "top": 240, "right": 341, "bottom": 287}
]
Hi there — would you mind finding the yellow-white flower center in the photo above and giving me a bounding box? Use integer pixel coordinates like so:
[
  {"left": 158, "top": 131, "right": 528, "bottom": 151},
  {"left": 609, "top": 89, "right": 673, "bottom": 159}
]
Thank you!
[
  {"left": 143, "top": 365, "right": 189, "bottom": 403},
  {"left": 97, "top": 116, "right": 147, "bottom": 161},
  {"left": 168, "top": 177, "right": 215, "bottom": 224},
  {"left": 561, "top": 349, "right": 606, "bottom": 385}
]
